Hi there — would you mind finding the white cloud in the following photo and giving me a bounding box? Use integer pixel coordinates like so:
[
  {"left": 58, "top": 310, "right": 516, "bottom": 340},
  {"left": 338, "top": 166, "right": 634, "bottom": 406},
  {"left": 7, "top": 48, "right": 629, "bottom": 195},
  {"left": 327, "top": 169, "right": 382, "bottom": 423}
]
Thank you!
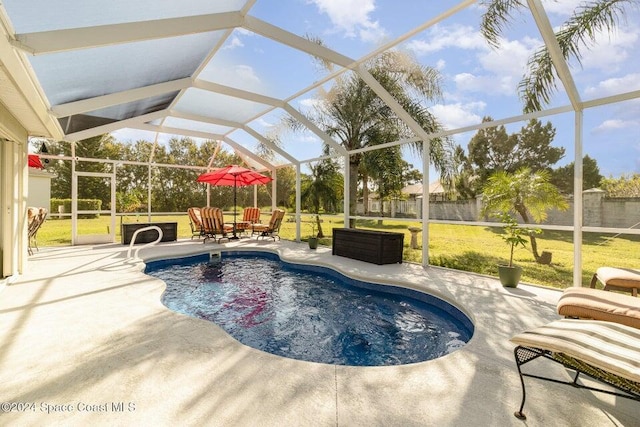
[
  {"left": 255, "top": 117, "right": 274, "bottom": 129},
  {"left": 430, "top": 102, "right": 485, "bottom": 130},
  {"left": 222, "top": 28, "right": 256, "bottom": 50},
  {"left": 579, "top": 27, "right": 639, "bottom": 73},
  {"left": 406, "top": 24, "right": 537, "bottom": 97},
  {"left": 309, "top": 0, "right": 387, "bottom": 42},
  {"left": 541, "top": 0, "right": 584, "bottom": 16},
  {"left": 235, "top": 28, "right": 254, "bottom": 37},
  {"left": 358, "top": 21, "right": 387, "bottom": 43},
  {"left": 584, "top": 73, "right": 640, "bottom": 98},
  {"left": 234, "top": 65, "right": 261, "bottom": 85},
  {"left": 592, "top": 119, "right": 638, "bottom": 133},
  {"left": 405, "top": 25, "right": 486, "bottom": 55},
  {"left": 479, "top": 37, "right": 538, "bottom": 77},
  {"left": 454, "top": 73, "right": 515, "bottom": 97},
  {"left": 297, "top": 134, "right": 321, "bottom": 143},
  {"left": 223, "top": 36, "right": 244, "bottom": 50},
  {"left": 298, "top": 97, "right": 322, "bottom": 113}
]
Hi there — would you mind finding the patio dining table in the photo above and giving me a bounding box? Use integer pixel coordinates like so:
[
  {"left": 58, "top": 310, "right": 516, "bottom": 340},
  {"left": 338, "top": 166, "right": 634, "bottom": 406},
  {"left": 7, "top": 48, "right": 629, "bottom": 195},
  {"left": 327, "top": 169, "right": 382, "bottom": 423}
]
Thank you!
[{"left": 225, "top": 221, "right": 252, "bottom": 236}]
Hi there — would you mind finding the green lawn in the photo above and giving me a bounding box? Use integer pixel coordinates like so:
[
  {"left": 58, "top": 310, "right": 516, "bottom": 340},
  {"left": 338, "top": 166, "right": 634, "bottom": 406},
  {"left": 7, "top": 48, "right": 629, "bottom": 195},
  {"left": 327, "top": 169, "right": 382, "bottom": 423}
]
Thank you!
[{"left": 37, "top": 213, "right": 639, "bottom": 290}]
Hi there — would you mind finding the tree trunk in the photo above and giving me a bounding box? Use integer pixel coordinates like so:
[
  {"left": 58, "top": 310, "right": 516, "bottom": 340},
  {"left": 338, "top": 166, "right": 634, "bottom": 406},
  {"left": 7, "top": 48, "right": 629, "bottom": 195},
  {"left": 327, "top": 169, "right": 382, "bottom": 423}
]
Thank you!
[
  {"left": 362, "top": 171, "right": 369, "bottom": 215},
  {"left": 516, "top": 206, "right": 546, "bottom": 264},
  {"left": 349, "top": 160, "right": 359, "bottom": 228},
  {"left": 529, "top": 233, "right": 541, "bottom": 261},
  {"left": 316, "top": 215, "right": 324, "bottom": 238},
  {"left": 377, "top": 191, "right": 384, "bottom": 226}
]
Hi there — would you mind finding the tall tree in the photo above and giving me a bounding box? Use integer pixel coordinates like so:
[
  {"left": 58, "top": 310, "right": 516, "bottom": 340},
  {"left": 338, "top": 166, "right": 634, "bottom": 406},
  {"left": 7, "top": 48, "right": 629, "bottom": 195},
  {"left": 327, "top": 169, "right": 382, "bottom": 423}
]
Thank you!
[
  {"left": 282, "top": 49, "right": 454, "bottom": 227},
  {"left": 47, "top": 135, "right": 123, "bottom": 209},
  {"left": 151, "top": 137, "right": 207, "bottom": 212},
  {"left": 481, "top": 0, "right": 638, "bottom": 112},
  {"left": 551, "top": 155, "right": 603, "bottom": 194},
  {"left": 116, "top": 139, "right": 154, "bottom": 212},
  {"left": 481, "top": 167, "right": 569, "bottom": 264},
  {"left": 301, "top": 159, "right": 342, "bottom": 237},
  {"left": 364, "top": 145, "right": 405, "bottom": 217},
  {"left": 271, "top": 166, "right": 296, "bottom": 209},
  {"left": 456, "top": 117, "right": 564, "bottom": 197}
]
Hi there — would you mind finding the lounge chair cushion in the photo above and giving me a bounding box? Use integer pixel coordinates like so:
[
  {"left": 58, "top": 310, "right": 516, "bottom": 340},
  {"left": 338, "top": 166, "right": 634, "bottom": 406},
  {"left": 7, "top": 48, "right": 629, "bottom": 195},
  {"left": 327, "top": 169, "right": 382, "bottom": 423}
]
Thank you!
[
  {"left": 591, "top": 267, "right": 640, "bottom": 296},
  {"left": 557, "top": 287, "right": 640, "bottom": 329},
  {"left": 511, "top": 318, "right": 640, "bottom": 384}
]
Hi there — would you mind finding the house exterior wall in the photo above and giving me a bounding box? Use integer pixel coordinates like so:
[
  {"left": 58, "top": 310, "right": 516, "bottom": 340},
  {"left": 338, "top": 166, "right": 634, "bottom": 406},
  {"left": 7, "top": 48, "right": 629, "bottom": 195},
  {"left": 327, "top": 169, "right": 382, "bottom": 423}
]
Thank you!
[
  {"left": 27, "top": 170, "right": 54, "bottom": 210},
  {"left": 1, "top": 135, "right": 28, "bottom": 279}
]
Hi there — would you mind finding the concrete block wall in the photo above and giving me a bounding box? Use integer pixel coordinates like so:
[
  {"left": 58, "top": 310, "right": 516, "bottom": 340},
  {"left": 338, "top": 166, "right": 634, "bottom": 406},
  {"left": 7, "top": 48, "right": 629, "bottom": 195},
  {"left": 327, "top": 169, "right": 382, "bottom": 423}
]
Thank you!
[{"left": 359, "top": 190, "right": 640, "bottom": 230}]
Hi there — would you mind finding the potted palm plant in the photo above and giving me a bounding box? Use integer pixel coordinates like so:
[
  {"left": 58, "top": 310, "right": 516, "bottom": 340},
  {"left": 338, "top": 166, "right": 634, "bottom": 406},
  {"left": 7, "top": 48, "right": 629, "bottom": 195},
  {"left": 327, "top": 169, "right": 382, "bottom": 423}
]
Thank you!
[
  {"left": 308, "top": 215, "right": 319, "bottom": 249},
  {"left": 497, "top": 213, "right": 539, "bottom": 287}
]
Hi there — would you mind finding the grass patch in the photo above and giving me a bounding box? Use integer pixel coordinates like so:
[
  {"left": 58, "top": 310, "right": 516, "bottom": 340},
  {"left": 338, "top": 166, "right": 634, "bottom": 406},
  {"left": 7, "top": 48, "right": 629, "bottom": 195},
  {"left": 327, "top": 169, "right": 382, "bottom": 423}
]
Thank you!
[{"left": 36, "top": 213, "right": 639, "bottom": 290}]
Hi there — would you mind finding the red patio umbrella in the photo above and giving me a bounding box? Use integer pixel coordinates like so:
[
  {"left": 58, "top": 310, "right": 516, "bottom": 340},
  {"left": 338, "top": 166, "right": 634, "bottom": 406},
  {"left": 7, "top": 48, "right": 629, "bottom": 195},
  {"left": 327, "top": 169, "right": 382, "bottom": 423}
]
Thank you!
[
  {"left": 196, "top": 165, "right": 272, "bottom": 239},
  {"left": 28, "top": 154, "right": 44, "bottom": 169}
]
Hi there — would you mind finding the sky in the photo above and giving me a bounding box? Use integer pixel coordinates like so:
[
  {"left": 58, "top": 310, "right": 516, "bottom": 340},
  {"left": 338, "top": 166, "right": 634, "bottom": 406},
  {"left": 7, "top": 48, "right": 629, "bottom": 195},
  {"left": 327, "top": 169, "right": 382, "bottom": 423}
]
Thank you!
[{"left": 112, "top": 0, "right": 640, "bottom": 179}]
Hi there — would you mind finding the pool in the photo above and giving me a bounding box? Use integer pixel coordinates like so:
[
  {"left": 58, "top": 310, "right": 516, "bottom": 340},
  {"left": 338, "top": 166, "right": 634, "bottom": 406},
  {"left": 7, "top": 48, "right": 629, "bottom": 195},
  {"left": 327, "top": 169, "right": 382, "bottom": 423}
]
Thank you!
[{"left": 145, "top": 251, "right": 474, "bottom": 366}]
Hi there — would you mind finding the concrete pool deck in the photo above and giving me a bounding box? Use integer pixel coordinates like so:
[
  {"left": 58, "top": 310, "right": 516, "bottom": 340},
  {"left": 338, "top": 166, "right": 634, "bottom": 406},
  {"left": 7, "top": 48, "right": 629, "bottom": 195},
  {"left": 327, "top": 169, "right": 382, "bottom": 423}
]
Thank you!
[{"left": 1, "top": 239, "right": 638, "bottom": 426}]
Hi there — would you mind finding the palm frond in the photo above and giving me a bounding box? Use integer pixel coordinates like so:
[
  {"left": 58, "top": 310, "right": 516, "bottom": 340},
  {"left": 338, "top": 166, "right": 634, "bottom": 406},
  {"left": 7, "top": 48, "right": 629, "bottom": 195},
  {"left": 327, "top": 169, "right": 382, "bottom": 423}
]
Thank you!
[
  {"left": 480, "top": 0, "right": 526, "bottom": 48},
  {"left": 520, "top": 0, "right": 637, "bottom": 112},
  {"left": 518, "top": 47, "right": 556, "bottom": 113}
]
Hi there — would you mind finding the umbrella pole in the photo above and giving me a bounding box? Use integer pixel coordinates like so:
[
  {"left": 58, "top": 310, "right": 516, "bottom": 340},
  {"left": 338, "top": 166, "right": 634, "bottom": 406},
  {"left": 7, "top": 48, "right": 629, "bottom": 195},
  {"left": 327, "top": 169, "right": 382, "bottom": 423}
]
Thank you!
[{"left": 231, "top": 176, "right": 238, "bottom": 239}]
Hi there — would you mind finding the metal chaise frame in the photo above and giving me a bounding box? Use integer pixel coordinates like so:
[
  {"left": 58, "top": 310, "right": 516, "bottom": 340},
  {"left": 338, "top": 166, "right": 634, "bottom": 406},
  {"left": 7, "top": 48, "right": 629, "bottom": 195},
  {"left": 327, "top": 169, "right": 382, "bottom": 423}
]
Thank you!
[{"left": 513, "top": 345, "right": 640, "bottom": 420}]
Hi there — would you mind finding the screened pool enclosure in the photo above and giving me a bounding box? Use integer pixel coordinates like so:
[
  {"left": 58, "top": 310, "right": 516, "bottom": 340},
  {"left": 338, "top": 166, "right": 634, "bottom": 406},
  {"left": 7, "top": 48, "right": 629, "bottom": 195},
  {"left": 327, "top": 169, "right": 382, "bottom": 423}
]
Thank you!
[{"left": 1, "top": 0, "right": 639, "bottom": 283}]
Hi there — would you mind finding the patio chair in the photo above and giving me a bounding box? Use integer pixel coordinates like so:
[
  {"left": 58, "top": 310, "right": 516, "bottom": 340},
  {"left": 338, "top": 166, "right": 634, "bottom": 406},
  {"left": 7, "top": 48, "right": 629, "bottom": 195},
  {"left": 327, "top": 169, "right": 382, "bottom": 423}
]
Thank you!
[
  {"left": 590, "top": 266, "right": 640, "bottom": 297},
  {"left": 252, "top": 209, "right": 285, "bottom": 241},
  {"left": 187, "top": 207, "right": 204, "bottom": 240},
  {"left": 236, "top": 207, "right": 261, "bottom": 236},
  {"left": 510, "top": 318, "right": 640, "bottom": 420},
  {"left": 201, "top": 207, "right": 232, "bottom": 244},
  {"left": 557, "top": 287, "right": 640, "bottom": 329},
  {"left": 27, "top": 207, "right": 47, "bottom": 255}
]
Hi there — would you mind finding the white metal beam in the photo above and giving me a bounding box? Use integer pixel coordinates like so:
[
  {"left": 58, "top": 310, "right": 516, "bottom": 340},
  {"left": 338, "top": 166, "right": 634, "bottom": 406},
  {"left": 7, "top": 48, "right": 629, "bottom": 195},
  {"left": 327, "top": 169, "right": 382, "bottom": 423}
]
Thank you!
[
  {"left": 169, "top": 110, "right": 241, "bottom": 129},
  {"left": 573, "top": 111, "right": 584, "bottom": 287},
  {"left": 583, "top": 89, "right": 640, "bottom": 109},
  {"left": 223, "top": 136, "right": 276, "bottom": 170},
  {"left": 64, "top": 110, "right": 167, "bottom": 141},
  {"left": 527, "top": 0, "right": 582, "bottom": 110},
  {"left": 295, "top": 164, "right": 301, "bottom": 241},
  {"left": 132, "top": 122, "right": 224, "bottom": 140},
  {"left": 130, "top": 122, "right": 275, "bottom": 170},
  {"left": 356, "top": 66, "right": 434, "bottom": 143},
  {"left": 343, "top": 154, "right": 350, "bottom": 226},
  {"left": 193, "top": 79, "right": 284, "bottom": 107},
  {"left": 283, "top": 104, "right": 347, "bottom": 155},
  {"left": 194, "top": 78, "right": 350, "bottom": 160},
  {"left": 242, "top": 125, "right": 300, "bottom": 165},
  {"left": 51, "top": 78, "right": 192, "bottom": 118},
  {"left": 421, "top": 139, "right": 430, "bottom": 268},
  {"left": 0, "top": 15, "right": 62, "bottom": 138},
  {"left": 349, "top": 137, "right": 421, "bottom": 155},
  {"left": 243, "top": 16, "right": 354, "bottom": 68},
  {"left": 168, "top": 112, "right": 297, "bottom": 166},
  {"left": 12, "top": 12, "right": 244, "bottom": 54}
]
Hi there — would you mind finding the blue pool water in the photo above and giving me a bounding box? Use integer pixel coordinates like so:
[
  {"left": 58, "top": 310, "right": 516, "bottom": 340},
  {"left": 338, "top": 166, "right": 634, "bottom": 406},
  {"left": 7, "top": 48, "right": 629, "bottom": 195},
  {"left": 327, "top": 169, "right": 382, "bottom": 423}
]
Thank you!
[{"left": 145, "top": 251, "right": 474, "bottom": 366}]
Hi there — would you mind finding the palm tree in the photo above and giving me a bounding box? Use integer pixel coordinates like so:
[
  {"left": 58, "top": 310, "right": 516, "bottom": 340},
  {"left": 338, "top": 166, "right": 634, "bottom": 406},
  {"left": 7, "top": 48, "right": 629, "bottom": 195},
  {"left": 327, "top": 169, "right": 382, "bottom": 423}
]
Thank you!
[
  {"left": 481, "top": 0, "right": 638, "bottom": 112},
  {"left": 301, "top": 160, "right": 342, "bottom": 238},
  {"left": 481, "top": 167, "right": 568, "bottom": 263},
  {"left": 309, "top": 50, "right": 454, "bottom": 226}
]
